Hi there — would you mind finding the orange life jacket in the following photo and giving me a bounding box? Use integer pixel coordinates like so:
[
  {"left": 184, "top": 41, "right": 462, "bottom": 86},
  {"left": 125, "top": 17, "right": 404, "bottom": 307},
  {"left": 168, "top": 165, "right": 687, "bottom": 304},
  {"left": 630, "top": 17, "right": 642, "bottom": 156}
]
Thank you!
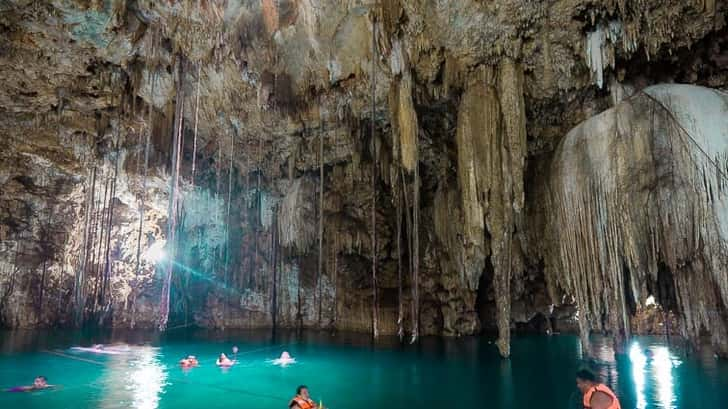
[
  {"left": 290, "top": 396, "right": 315, "bottom": 409},
  {"left": 583, "top": 384, "right": 621, "bottom": 409}
]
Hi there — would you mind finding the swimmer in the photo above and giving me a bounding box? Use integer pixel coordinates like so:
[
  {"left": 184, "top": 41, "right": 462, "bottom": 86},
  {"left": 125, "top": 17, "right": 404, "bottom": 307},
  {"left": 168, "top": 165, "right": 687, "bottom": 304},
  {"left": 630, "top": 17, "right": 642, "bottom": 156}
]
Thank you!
[
  {"left": 180, "top": 355, "right": 199, "bottom": 367},
  {"left": 272, "top": 351, "right": 296, "bottom": 367},
  {"left": 289, "top": 385, "right": 322, "bottom": 409},
  {"left": 71, "top": 343, "right": 130, "bottom": 355},
  {"left": 216, "top": 353, "right": 235, "bottom": 367},
  {"left": 6, "top": 376, "right": 55, "bottom": 392},
  {"left": 576, "top": 369, "right": 622, "bottom": 409}
]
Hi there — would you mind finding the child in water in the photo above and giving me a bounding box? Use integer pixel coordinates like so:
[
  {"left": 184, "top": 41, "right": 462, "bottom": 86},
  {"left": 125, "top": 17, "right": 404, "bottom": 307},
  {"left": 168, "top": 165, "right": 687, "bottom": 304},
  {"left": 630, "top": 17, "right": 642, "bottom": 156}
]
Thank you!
[{"left": 6, "top": 376, "right": 54, "bottom": 392}]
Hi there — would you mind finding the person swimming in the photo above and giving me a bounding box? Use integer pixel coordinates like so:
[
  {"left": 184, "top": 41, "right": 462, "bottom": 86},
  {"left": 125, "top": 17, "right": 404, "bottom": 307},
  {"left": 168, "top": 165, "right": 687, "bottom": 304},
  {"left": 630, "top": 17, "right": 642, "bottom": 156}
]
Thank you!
[
  {"left": 272, "top": 351, "right": 296, "bottom": 367},
  {"left": 7, "top": 376, "right": 54, "bottom": 392},
  {"left": 576, "top": 369, "right": 622, "bottom": 409},
  {"left": 71, "top": 343, "right": 131, "bottom": 355},
  {"left": 179, "top": 355, "right": 199, "bottom": 368},
  {"left": 216, "top": 353, "right": 235, "bottom": 367},
  {"left": 289, "top": 385, "right": 322, "bottom": 409}
]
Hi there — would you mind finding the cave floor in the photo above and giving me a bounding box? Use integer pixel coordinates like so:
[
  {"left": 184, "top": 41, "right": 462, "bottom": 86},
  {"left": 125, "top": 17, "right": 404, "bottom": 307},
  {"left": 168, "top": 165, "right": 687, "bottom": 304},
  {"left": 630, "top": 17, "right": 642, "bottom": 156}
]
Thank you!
[{"left": 0, "top": 329, "right": 726, "bottom": 408}]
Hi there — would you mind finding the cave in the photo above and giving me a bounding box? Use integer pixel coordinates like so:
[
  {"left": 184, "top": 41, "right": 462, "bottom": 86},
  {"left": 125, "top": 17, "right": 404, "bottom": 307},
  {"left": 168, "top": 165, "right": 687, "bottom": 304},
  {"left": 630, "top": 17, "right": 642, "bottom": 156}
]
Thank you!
[{"left": 1, "top": 1, "right": 728, "bottom": 408}]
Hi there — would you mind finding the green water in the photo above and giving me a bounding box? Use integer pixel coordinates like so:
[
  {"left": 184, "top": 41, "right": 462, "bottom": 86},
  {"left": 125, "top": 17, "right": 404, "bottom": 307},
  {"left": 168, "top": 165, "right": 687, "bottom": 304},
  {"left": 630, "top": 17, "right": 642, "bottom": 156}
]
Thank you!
[{"left": 1, "top": 330, "right": 726, "bottom": 409}]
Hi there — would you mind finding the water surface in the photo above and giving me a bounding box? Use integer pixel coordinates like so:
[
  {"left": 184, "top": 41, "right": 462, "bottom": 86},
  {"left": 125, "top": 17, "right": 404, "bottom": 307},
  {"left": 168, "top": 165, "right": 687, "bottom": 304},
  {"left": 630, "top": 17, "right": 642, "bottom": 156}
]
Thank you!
[{"left": 1, "top": 330, "right": 726, "bottom": 409}]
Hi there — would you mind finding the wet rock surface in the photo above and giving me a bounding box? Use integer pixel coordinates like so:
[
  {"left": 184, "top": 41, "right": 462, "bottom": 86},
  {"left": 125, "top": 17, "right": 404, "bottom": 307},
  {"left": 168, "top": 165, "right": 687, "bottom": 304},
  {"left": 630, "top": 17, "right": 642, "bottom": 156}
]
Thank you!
[{"left": 0, "top": 0, "right": 727, "bottom": 356}]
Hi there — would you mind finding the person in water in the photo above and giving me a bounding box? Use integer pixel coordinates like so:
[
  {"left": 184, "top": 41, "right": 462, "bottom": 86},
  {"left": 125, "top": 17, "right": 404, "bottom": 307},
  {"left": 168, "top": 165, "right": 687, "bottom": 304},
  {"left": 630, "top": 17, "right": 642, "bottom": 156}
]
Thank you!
[
  {"left": 289, "top": 385, "right": 321, "bottom": 409},
  {"left": 7, "top": 376, "right": 54, "bottom": 392},
  {"left": 576, "top": 369, "right": 622, "bottom": 409},
  {"left": 216, "top": 353, "right": 234, "bottom": 366},
  {"left": 273, "top": 351, "right": 296, "bottom": 366},
  {"left": 179, "top": 355, "right": 199, "bottom": 367}
]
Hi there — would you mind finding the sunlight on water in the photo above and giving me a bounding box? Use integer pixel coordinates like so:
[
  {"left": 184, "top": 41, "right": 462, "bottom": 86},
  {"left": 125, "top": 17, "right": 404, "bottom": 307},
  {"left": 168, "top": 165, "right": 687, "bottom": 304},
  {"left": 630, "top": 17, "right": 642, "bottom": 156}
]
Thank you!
[
  {"left": 652, "top": 346, "right": 678, "bottom": 409},
  {"left": 630, "top": 342, "right": 682, "bottom": 409},
  {"left": 129, "top": 348, "right": 167, "bottom": 409},
  {"left": 1, "top": 331, "right": 726, "bottom": 409},
  {"left": 630, "top": 343, "right": 648, "bottom": 409},
  {"left": 99, "top": 347, "right": 167, "bottom": 409}
]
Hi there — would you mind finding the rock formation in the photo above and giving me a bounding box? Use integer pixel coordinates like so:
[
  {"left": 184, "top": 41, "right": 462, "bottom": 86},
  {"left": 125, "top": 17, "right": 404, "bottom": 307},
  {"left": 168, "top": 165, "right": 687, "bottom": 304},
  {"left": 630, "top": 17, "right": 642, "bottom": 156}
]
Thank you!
[
  {"left": 544, "top": 84, "right": 728, "bottom": 356},
  {"left": 0, "top": 0, "right": 727, "bottom": 358}
]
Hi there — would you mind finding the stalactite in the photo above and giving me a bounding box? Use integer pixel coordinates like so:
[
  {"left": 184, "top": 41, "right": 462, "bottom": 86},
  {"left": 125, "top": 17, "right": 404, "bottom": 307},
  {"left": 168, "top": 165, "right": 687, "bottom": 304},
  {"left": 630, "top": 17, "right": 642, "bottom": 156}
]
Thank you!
[
  {"left": 191, "top": 63, "right": 201, "bottom": 186},
  {"left": 451, "top": 62, "right": 525, "bottom": 357},
  {"left": 271, "top": 206, "right": 278, "bottom": 330},
  {"left": 254, "top": 125, "right": 262, "bottom": 290},
  {"left": 100, "top": 130, "right": 121, "bottom": 312},
  {"left": 213, "top": 136, "right": 222, "bottom": 293},
  {"left": 37, "top": 203, "right": 53, "bottom": 320},
  {"left": 75, "top": 165, "right": 96, "bottom": 326},
  {"left": 400, "top": 166, "right": 414, "bottom": 338},
  {"left": 411, "top": 143, "right": 420, "bottom": 344},
  {"left": 159, "top": 61, "right": 185, "bottom": 331},
  {"left": 296, "top": 256, "right": 303, "bottom": 332},
  {"left": 396, "top": 170, "right": 404, "bottom": 341},
  {"left": 370, "top": 14, "right": 379, "bottom": 339},
  {"left": 90, "top": 174, "right": 107, "bottom": 312},
  {"left": 317, "top": 110, "right": 325, "bottom": 326},
  {"left": 331, "top": 228, "right": 338, "bottom": 329},
  {"left": 243, "top": 134, "right": 251, "bottom": 290},
  {"left": 222, "top": 130, "right": 234, "bottom": 329},
  {"left": 547, "top": 84, "right": 728, "bottom": 357},
  {"left": 134, "top": 67, "right": 155, "bottom": 288}
]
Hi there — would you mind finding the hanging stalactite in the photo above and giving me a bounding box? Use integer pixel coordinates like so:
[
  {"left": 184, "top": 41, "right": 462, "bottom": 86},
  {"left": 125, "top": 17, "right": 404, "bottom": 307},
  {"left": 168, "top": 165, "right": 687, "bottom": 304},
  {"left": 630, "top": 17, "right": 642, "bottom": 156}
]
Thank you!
[
  {"left": 271, "top": 205, "right": 278, "bottom": 330},
  {"left": 331, "top": 226, "right": 339, "bottom": 330},
  {"left": 132, "top": 64, "right": 156, "bottom": 329},
  {"left": 317, "top": 107, "right": 325, "bottom": 327},
  {"left": 191, "top": 63, "right": 201, "bottom": 187},
  {"left": 411, "top": 144, "right": 420, "bottom": 344},
  {"left": 370, "top": 12, "right": 379, "bottom": 339},
  {"left": 99, "top": 122, "right": 121, "bottom": 318},
  {"left": 223, "top": 130, "right": 234, "bottom": 329},
  {"left": 76, "top": 165, "right": 97, "bottom": 325},
  {"left": 396, "top": 171, "right": 404, "bottom": 341},
  {"left": 159, "top": 60, "right": 185, "bottom": 331},
  {"left": 254, "top": 124, "right": 263, "bottom": 290},
  {"left": 90, "top": 173, "right": 107, "bottom": 313}
]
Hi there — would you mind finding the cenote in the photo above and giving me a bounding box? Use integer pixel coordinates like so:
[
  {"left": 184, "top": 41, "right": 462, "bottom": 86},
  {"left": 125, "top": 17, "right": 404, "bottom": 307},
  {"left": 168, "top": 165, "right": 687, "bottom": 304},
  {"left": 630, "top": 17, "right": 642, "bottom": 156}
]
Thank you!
[
  {"left": 3, "top": 1, "right": 728, "bottom": 409},
  {"left": 2, "top": 330, "right": 728, "bottom": 409}
]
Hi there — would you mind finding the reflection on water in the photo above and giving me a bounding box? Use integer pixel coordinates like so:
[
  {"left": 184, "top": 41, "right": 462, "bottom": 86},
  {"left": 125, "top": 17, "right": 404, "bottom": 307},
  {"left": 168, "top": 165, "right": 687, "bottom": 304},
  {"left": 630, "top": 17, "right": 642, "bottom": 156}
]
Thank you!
[
  {"left": 630, "top": 343, "right": 648, "bottom": 409},
  {"left": 629, "top": 341, "right": 682, "bottom": 409},
  {"left": 653, "top": 347, "right": 677, "bottom": 409},
  {"left": 100, "top": 346, "right": 167, "bottom": 409},
  {"left": 1, "top": 329, "right": 726, "bottom": 409}
]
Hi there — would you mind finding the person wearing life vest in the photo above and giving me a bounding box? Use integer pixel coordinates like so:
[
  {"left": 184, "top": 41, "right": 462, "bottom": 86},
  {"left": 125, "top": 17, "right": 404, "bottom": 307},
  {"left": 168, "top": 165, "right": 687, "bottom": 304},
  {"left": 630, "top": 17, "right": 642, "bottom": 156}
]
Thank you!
[
  {"left": 576, "top": 369, "right": 622, "bottom": 409},
  {"left": 289, "top": 385, "right": 320, "bottom": 409}
]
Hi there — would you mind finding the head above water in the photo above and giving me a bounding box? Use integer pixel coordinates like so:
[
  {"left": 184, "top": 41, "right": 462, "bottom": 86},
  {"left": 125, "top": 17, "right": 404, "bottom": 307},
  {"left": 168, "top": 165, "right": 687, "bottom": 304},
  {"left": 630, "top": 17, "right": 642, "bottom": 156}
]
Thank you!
[
  {"left": 281, "top": 351, "right": 291, "bottom": 360},
  {"left": 219, "top": 353, "right": 228, "bottom": 360},
  {"left": 575, "top": 369, "right": 598, "bottom": 393},
  {"left": 296, "top": 385, "right": 309, "bottom": 399},
  {"left": 33, "top": 376, "right": 47, "bottom": 388}
]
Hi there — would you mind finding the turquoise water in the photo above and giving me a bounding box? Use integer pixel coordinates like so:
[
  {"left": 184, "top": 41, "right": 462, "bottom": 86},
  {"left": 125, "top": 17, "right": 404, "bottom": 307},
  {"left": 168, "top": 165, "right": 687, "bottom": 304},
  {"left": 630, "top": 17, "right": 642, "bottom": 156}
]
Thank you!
[{"left": 1, "top": 330, "right": 727, "bottom": 408}]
